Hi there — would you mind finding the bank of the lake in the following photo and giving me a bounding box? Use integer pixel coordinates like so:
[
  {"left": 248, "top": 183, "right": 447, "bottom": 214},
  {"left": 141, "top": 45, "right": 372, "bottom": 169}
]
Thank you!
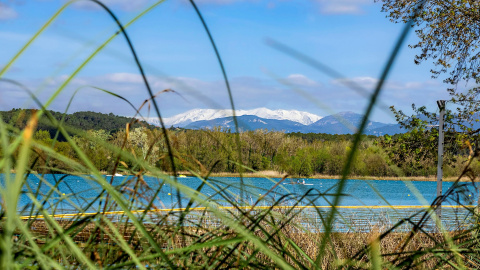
[
  {"left": 178, "top": 170, "right": 475, "bottom": 182},
  {"left": 13, "top": 169, "right": 474, "bottom": 182}
]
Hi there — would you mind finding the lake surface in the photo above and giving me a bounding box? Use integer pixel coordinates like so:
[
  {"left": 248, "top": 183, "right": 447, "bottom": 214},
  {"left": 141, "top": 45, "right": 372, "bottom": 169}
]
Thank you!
[
  {"left": 2, "top": 174, "right": 477, "bottom": 231},
  {"left": 11, "top": 174, "right": 477, "bottom": 207}
]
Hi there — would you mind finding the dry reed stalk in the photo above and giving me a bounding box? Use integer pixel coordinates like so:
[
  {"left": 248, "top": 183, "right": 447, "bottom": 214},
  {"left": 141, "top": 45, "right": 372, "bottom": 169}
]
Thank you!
[{"left": 2, "top": 216, "right": 473, "bottom": 269}]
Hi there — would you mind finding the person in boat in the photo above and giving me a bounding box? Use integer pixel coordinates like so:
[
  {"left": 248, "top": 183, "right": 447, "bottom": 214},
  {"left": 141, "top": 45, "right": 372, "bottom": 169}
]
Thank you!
[{"left": 302, "top": 179, "right": 305, "bottom": 184}]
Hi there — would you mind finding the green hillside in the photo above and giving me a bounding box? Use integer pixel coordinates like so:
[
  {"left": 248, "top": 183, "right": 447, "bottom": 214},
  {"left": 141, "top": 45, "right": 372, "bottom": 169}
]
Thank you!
[{"left": 0, "top": 109, "right": 156, "bottom": 140}]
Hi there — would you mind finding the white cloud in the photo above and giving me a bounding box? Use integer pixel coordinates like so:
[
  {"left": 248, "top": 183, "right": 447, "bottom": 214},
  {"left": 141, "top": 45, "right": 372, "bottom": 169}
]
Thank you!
[
  {"left": 0, "top": 3, "right": 18, "bottom": 21},
  {"left": 103, "top": 73, "right": 144, "bottom": 84},
  {"left": 70, "top": 0, "right": 371, "bottom": 14},
  {"left": 1, "top": 73, "right": 326, "bottom": 117},
  {"left": 331, "top": 76, "right": 442, "bottom": 91},
  {"left": 286, "top": 74, "right": 319, "bottom": 86},
  {"left": 332, "top": 76, "right": 377, "bottom": 89},
  {"left": 315, "top": 0, "right": 371, "bottom": 15},
  {"left": 4, "top": 73, "right": 446, "bottom": 123},
  {"left": 45, "top": 75, "right": 88, "bottom": 86}
]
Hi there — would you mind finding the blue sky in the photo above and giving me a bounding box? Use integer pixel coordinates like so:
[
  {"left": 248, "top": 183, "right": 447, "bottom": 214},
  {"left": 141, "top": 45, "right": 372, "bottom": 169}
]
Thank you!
[{"left": 0, "top": 0, "right": 456, "bottom": 123}]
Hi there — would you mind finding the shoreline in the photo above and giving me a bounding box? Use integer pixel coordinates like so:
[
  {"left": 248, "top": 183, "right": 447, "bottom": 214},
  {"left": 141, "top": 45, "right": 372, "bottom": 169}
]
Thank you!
[
  {"left": 178, "top": 170, "right": 476, "bottom": 182},
  {"left": 12, "top": 170, "right": 475, "bottom": 182}
]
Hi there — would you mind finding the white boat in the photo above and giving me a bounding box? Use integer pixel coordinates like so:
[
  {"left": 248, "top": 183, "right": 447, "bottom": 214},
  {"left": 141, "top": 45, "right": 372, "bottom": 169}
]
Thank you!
[
  {"left": 283, "top": 183, "right": 313, "bottom": 186},
  {"left": 283, "top": 179, "right": 313, "bottom": 185},
  {"left": 106, "top": 173, "right": 123, "bottom": 177}
]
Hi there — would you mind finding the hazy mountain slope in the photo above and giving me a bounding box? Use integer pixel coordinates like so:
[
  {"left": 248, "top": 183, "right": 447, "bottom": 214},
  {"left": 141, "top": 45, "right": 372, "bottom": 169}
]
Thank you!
[
  {"left": 366, "top": 124, "right": 405, "bottom": 136},
  {"left": 309, "top": 112, "right": 389, "bottom": 134}
]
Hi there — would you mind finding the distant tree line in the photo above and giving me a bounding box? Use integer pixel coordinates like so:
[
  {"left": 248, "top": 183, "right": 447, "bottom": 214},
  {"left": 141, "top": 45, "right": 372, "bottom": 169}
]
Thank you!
[
  {"left": 0, "top": 109, "right": 155, "bottom": 141},
  {"left": 5, "top": 128, "right": 478, "bottom": 177},
  {"left": 1, "top": 109, "right": 477, "bottom": 177}
]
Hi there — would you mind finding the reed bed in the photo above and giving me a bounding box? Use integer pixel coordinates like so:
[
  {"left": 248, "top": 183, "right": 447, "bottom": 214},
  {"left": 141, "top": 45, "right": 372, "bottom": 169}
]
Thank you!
[{"left": 4, "top": 209, "right": 477, "bottom": 269}]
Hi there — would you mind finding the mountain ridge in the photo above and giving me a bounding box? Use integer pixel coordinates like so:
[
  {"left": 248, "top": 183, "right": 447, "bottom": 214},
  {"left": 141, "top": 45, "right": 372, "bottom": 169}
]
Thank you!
[
  {"left": 185, "top": 115, "right": 307, "bottom": 133},
  {"left": 142, "top": 108, "right": 404, "bottom": 135},
  {"left": 177, "top": 111, "right": 404, "bottom": 135},
  {"left": 147, "top": 108, "right": 322, "bottom": 127}
]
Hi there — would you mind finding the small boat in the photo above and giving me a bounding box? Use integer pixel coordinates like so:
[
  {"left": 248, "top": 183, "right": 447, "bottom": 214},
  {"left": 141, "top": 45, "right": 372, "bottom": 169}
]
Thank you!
[
  {"left": 106, "top": 173, "right": 123, "bottom": 177},
  {"left": 283, "top": 183, "right": 313, "bottom": 186},
  {"left": 283, "top": 179, "right": 313, "bottom": 185},
  {"left": 178, "top": 174, "right": 187, "bottom": 178}
]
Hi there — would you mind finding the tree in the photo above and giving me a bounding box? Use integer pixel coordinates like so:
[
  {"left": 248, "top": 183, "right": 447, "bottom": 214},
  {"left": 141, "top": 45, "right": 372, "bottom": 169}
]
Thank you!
[
  {"left": 378, "top": 0, "right": 480, "bottom": 175},
  {"left": 379, "top": 102, "right": 479, "bottom": 177},
  {"left": 73, "top": 129, "right": 113, "bottom": 171},
  {"left": 377, "top": 0, "right": 480, "bottom": 88}
]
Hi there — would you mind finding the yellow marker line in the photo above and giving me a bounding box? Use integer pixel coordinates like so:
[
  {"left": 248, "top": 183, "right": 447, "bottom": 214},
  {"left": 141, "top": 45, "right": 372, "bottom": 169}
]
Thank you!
[{"left": 19, "top": 205, "right": 475, "bottom": 220}]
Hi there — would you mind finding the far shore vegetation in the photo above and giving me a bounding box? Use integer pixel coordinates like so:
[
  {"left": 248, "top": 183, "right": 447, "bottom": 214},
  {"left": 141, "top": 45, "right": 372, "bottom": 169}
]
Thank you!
[
  {"left": 2, "top": 108, "right": 476, "bottom": 180},
  {"left": 192, "top": 171, "right": 474, "bottom": 182}
]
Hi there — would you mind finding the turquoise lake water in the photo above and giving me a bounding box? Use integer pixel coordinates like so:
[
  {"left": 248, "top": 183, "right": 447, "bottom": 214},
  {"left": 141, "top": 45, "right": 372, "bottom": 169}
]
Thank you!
[
  {"left": 2, "top": 174, "right": 477, "bottom": 231},
  {"left": 11, "top": 174, "right": 478, "bottom": 207}
]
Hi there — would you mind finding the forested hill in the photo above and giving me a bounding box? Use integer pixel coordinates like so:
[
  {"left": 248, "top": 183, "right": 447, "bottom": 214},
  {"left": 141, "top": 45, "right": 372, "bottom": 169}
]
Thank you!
[{"left": 0, "top": 109, "right": 155, "bottom": 140}]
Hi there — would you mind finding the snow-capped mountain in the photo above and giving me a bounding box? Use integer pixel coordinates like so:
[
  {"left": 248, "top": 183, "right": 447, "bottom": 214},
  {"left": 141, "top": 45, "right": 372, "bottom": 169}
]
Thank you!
[
  {"left": 141, "top": 109, "right": 406, "bottom": 135},
  {"left": 146, "top": 108, "right": 323, "bottom": 127},
  {"left": 185, "top": 115, "right": 307, "bottom": 133},
  {"left": 184, "top": 111, "right": 405, "bottom": 135}
]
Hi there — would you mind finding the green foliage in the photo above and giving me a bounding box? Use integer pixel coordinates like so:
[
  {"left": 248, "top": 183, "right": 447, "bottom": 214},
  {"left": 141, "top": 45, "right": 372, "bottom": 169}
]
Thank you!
[
  {"left": 6, "top": 125, "right": 474, "bottom": 178},
  {"left": 0, "top": 109, "right": 155, "bottom": 141},
  {"left": 288, "top": 132, "right": 376, "bottom": 143},
  {"left": 384, "top": 101, "right": 480, "bottom": 177},
  {"left": 379, "top": 1, "right": 480, "bottom": 178},
  {"left": 8, "top": 109, "right": 475, "bottom": 179},
  {"left": 378, "top": 0, "right": 480, "bottom": 86}
]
